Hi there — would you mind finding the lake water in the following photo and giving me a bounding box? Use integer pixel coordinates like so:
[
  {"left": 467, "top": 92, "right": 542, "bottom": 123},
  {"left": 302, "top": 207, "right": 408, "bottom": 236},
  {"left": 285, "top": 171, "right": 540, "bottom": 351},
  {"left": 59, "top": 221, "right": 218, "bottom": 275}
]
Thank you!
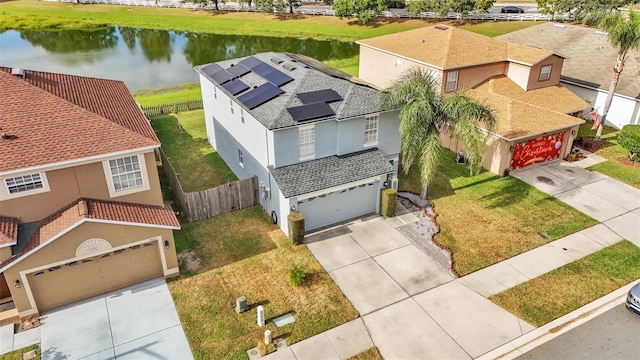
[{"left": 0, "top": 27, "right": 358, "bottom": 91}]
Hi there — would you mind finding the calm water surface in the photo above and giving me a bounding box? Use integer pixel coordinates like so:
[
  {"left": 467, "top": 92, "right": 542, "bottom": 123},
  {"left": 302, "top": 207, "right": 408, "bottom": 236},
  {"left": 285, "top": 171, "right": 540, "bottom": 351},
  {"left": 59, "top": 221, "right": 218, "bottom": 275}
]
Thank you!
[{"left": 0, "top": 27, "right": 358, "bottom": 91}]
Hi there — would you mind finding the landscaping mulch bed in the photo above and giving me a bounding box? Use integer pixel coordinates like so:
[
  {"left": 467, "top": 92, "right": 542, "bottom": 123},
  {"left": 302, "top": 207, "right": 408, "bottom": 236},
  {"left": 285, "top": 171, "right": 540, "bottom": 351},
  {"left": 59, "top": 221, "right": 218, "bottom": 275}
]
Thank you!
[{"left": 573, "top": 137, "right": 609, "bottom": 153}]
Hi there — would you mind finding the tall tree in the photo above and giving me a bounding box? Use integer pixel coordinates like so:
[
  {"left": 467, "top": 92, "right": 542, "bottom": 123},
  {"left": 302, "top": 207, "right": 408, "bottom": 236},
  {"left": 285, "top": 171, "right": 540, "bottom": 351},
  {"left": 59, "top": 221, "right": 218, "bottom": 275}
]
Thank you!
[
  {"left": 407, "top": 0, "right": 494, "bottom": 16},
  {"left": 332, "top": 0, "right": 388, "bottom": 25},
  {"left": 595, "top": 8, "right": 640, "bottom": 138},
  {"left": 536, "top": 0, "right": 635, "bottom": 22},
  {"left": 378, "top": 68, "right": 495, "bottom": 199}
]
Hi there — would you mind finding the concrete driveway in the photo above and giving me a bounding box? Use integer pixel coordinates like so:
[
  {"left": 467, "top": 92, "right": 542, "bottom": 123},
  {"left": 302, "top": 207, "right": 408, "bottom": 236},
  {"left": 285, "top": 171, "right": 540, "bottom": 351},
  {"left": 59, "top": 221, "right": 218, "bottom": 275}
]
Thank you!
[
  {"left": 304, "top": 216, "right": 534, "bottom": 359},
  {"left": 40, "top": 278, "right": 192, "bottom": 360},
  {"left": 511, "top": 161, "right": 640, "bottom": 247}
]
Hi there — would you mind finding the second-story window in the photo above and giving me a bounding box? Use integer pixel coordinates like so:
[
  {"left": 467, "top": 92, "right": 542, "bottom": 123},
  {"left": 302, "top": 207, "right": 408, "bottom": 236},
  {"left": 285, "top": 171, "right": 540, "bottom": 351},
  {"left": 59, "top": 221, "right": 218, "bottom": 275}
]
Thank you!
[
  {"left": 445, "top": 71, "right": 459, "bottom": 92},
  {"left": 230, "top": 99, "right": 234, "bottom": 114},
  {"left": 241, "top": 108, "right": 245, "bottom": 124},
  {"left": 214, "top": 87, "right": 217, "bottom": 99},
  {"left": 539, "top": 65, "right": 552, "bottom": 81},
  {"left": 238, "top": 149, "right": 244, "bottom": 167},
  {"left": 5, "top": 173, "right": 44, "bottom": 194},
  {"left": 299, "top": 125, "right": 315, "bottom": 160},
  {"left": 109, "top": 155, "right": 143, "bottom": 191},
  {"left": 364, "top": 115, "right": 379, "bottom": 145},
  {"left": 395, "top": 59, "right": 403, "bottom": 69}
]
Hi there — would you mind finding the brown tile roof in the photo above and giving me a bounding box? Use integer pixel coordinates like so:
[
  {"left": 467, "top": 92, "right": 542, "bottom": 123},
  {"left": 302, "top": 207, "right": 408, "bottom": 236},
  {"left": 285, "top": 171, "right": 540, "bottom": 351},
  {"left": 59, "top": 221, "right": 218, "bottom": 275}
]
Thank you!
[
  {"left": 0, "top": 70, "right": 159, "bottom": 173},
  {"left": 0, "top": 198, "right": 179, "bottom": 269},
  {"left": 497, "top": 22, "right": 640, "bottom": 99},
  {"left": 0, "top": 216, "right": 19, "bottom": 247},
  {"left": 357, "top": 25, "right": 557, "bottom": 69},
  {"left": 469, "top": 89, "right": 585, "bottom": 140},
  {"left": 474, "top": 76, "right": 591, "bottom": 114}
]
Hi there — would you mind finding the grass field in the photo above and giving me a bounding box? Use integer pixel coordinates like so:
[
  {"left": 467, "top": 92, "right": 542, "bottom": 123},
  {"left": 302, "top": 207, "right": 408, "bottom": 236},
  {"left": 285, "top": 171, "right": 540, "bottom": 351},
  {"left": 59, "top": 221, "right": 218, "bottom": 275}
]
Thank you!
[
  {"left": 491, "top": 240, "right": 640, "bottom": 326},
  {"left": 398, "top": 150, "right": 598, "bottom": 276},
  {"left": 0, "top": 345, "right": 40, "bottom": 360},
  {"left": 169, "top": 232, "right": 359, "bottom": 359},
  {"left": 132, "top": 82, "right": 202, "bottom": 106},
  {"left": 0, "top": 1, "right": 543, "bottom": 41},
  {"left": 150, "top": 110, "right": 236, "bottom": 192}
]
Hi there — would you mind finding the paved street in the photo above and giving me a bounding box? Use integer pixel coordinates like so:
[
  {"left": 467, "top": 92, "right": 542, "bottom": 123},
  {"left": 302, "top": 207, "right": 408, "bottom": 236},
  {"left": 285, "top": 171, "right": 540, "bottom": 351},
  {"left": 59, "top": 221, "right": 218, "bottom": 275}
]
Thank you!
[{"left": 517, "top": 304, "right": 640, "bottom": 360}]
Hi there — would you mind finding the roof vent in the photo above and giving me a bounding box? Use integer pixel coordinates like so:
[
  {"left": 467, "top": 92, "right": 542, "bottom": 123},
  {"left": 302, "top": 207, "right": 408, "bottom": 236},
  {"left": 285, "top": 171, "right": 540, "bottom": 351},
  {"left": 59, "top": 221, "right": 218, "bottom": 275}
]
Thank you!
[
  {"left": 421, "top": 39, "right": 425, "bottom": 43},
  {"left": 11, "top": 68, "right": 25, "bottom": 78},
  {"left": 435, "top": 25, "right": 448, "bottom": 30},
  {"left": 282, "top": 63, "right": 297, "bottom": 72},
  {"left": 553, "top": 24, "right": 566, "bottom": 29},
  {"left": 271, "top": 57, "right": 284, "bottom": 65}
]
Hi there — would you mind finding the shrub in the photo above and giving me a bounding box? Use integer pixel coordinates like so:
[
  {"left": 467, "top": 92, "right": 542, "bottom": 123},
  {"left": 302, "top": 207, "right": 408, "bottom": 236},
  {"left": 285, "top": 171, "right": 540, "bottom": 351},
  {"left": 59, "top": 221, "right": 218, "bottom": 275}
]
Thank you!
[
  {"left": 287, "top": 212, "right": 305, "bottom": 244},
  {"left": 380, "top": 188, "right": 397, "bottom": 217},
  {"left": 289, "top": 264, "right": 308, "bottom": 286},
  {"left": 618, "top": 125, "right": 640, "bottom": 162}
]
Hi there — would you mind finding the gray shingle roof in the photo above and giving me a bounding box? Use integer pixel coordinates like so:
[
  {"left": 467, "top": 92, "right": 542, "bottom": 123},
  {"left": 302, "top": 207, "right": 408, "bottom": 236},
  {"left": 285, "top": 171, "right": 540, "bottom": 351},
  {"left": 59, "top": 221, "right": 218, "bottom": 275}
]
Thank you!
[
  {"left": 195, "top": 52, "right": 382, "bottom": 130},
  {"left": 269, "top": 149, "right": 394, "bottom": 198},
  {"left": 497, "top": 23, "right": 640, "bottom": 99}
]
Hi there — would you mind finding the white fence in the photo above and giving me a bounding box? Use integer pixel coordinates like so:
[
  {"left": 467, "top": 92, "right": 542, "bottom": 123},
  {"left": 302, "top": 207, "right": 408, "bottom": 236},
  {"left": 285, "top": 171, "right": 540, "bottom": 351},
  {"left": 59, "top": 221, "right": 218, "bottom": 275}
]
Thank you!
[{"left": 52, "top": 0, "right": 570, "bottom": 21}]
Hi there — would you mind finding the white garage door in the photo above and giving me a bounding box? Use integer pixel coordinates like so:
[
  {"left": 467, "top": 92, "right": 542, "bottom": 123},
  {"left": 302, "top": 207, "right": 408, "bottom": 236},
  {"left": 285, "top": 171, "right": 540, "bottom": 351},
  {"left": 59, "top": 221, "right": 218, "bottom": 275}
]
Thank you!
[
  {"left": 297, "top": 181, "right": 379, "bottom": 231},
  {"left": 28, "top": 242, "right": 163, "bottom": 312}
]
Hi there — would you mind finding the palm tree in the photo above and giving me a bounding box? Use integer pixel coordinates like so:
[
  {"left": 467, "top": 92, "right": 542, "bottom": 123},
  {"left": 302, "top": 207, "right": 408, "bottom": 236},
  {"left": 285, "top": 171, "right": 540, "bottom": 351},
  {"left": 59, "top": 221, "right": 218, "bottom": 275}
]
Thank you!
[
  {"left": 378, "top": 67, "right": 496, "bottom": 199},
  {"left": 595, "top": 8, "right": 640, "bottom": 139}
]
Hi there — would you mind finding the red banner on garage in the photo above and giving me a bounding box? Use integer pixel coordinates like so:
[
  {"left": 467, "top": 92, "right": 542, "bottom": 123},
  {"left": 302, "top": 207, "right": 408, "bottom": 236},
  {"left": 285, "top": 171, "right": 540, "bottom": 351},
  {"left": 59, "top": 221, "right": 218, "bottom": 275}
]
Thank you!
[{"left": 510, "top": 132, "right": 564, "bottom": 170}]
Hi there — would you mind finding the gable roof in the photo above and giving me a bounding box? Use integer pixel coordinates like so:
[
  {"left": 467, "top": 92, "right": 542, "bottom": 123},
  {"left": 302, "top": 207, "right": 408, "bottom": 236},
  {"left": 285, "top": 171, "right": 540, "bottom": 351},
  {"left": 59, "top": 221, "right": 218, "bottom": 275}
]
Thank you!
[
  {"left": 0, "top": 68, "right": 159, "bottom": 174},
  {"left": 474, "top": 76, "right": 591, "bottom": 114},
  {"left": 0, "top": 216, "right": 19, "bottom": 248},
  {"left": 269, "top": 148, "right": 394, "bottom": 198},
  {"left": 497, "top": 23, "right": 640, "bottom": 99},
  {"left": 357, "top": 25, "right": 560, "bottom": 70},
  {"left": 195, "top": 52, "right": 382, "bottom": 130},
  {"left": 0, "top": 198, "right": 179, "bottom": 271}
]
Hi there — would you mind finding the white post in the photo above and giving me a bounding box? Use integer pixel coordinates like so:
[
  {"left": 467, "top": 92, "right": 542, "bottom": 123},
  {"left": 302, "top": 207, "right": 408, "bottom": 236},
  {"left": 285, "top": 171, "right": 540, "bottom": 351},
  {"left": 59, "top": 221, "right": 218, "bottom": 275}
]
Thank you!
[
  {"left": 257, "top": 305, "right": 265, "bottom": 327},
  {"left": 264, "top": 329, "right": 272, "bottom": 344}
]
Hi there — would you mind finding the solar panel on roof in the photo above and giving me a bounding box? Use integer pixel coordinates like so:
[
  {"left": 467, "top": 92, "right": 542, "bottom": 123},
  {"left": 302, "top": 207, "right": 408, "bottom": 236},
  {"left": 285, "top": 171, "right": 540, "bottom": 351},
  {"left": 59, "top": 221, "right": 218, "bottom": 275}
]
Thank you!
[
  {"left": 202, "top": 63, "right": 224, "bottom": 77},
  {"left": 263, "top": 71, "right": 294, "bottom": 87},
  {"left": 297, "top": 89, "right": 343, "bottom": 104},
  {"left": 212, "top": 69, "right": 234, "bottom": 84},
  {"left": 237, "top": 83, "right": 283, "bottom": 109},
  {"left": 222, "top": 79, "right": 250, "bottom": 95},
  {"left": 252, "top": 62, "right": 277, "bottom": 78},
  {"left": 238, "top": 56, "right": 264, "bottom": 69},
  {"left": 227, "top": 64, "right": 250, "bottom": 78},
  {"left": 287, "top": 102, "right": 335, "bottom": 122}
]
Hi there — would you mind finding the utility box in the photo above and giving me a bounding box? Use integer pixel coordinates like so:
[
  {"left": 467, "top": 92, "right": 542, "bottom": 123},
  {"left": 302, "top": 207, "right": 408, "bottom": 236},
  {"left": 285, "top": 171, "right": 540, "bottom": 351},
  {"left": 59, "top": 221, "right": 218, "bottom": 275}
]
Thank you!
[
  {"left": 257, "top": 305, "right": 265, "bottom": 327},
  {"left": 236, "top": 296, "right": 249, "bottom": 314}
]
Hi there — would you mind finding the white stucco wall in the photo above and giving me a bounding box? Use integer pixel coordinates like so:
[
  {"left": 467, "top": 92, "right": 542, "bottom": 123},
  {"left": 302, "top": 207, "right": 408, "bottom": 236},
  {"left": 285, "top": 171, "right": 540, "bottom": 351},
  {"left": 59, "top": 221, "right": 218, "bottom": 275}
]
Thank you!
[{"left": 562, "top": 80, "right": 640, "bottom": 129}]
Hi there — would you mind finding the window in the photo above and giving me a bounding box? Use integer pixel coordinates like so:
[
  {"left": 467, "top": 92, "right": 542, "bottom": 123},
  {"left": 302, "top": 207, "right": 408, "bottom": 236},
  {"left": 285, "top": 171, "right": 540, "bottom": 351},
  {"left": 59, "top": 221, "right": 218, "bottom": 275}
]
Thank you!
[
  {"left": 445, "top": 71, "right": 459, "bottom": 91},
  {"left": 241, "top": 109, "right": 245, "bottom": 124},
  {"left": 108, "top": 155, "right": 143, "bottom": 192},
  {"left": 299, "top": 125, "right": 315, "bottom": 159},
  {"left": 5, "top": 173, "right": 44, "bottom": 194},
  {"left": 230, "top": 99, "right": 234, "bottom": 114},
  {"left": 214, "top": 87, "right": 217, "bottom": 99},
  {"left": 539, "top": 65, "right": 552, "bottom": 81},
  {"left": 238, "top": 149, "right": 244, "bottom": 167},
  {"left": 364, "top": 115, "right": 378, "bottom": 145},
  {"left": 395, "top": 59, "right": 403, "bottom": 69}
]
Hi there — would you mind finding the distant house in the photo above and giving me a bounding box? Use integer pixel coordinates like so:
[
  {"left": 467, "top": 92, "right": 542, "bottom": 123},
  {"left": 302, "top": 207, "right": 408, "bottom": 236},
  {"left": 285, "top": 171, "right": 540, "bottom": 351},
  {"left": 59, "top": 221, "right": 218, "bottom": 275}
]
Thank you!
[
  {"left": 0, "top": 68, "right": 180, "bottom": 320},
  {"left": 195, "top": 53, "right": 400, "bottom": 233},
  {"left": 357, "top": 25, "right": 591, "bottom": 175},
  {"left": 498, "top": 22, "right": 640, "bottom": 130}
]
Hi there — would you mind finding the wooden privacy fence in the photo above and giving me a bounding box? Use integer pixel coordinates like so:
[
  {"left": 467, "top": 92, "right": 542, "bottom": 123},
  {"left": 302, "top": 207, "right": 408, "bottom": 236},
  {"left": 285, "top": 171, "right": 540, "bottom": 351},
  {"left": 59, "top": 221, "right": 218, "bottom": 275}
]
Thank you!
[
  {"left": 142, "top": 99, "right": 203, "bottom": 118},
  {"left": 159, "top": 149, "right": 259, "bottom": 222}
]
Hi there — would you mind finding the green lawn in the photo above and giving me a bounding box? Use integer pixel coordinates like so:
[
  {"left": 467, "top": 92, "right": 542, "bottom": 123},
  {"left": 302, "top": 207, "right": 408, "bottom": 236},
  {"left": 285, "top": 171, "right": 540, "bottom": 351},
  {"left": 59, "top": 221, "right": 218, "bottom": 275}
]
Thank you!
[
  {"left": 0, "top": 345, "right": 40, "bottom": 360},
  {"left": 169, "top": 230, "right": 358, "bottom": 359},
  {"left": 577, "top": 123, "right": 640, "bottom": 189},
  {"left": 491, "top": 240, "right": 640, "bottom": 326},
  {"left": 151, "top": 110, "right": 236, "bottom": 192},
  {"left": 1, "top": 1, "right": 543, "bottom": 41},
  {"left": 132, "top": 82, "right": 202, "bottom": 106},
  {"left": 398, "top": 150, "right": 598, "bottom": 276}
]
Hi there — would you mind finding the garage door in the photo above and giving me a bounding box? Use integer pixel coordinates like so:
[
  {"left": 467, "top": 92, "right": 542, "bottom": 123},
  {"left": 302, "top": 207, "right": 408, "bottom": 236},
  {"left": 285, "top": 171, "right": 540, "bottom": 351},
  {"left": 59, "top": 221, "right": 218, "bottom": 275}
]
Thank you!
[
  {"left": 297, "top": 181, "right": 379, "bottom": 231},
  {"left": 28, "top": 242, "right": 162, "bottom": 312}
]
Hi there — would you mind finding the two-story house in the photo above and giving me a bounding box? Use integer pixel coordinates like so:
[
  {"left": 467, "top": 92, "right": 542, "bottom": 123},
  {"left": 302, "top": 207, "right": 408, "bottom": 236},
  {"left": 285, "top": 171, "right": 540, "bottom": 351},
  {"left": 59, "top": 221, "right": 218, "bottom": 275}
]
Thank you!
[
  {"left": 195, "top": 53, "right": 400, "bottom": 233},
  {"left": 357, "top": 25, "right": 592, "bottom": 175},
  {"left": 0, "top": 68, "right": 180, "bottom": 320}
]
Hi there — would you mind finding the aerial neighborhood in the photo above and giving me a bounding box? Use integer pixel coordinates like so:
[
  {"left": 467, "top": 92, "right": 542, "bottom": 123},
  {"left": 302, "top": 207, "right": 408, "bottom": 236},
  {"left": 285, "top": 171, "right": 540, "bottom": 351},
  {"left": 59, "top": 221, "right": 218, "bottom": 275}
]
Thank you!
[{"left": 0, "top": 1, "right": 639, "bottom": 359}]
